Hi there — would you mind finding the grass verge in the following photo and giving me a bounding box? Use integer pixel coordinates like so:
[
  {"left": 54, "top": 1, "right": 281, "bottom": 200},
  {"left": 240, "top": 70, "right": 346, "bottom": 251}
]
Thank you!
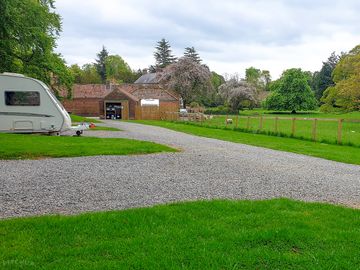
[
  {"left": 1, "top": 199, "right": 359, "bottom": 269},
  {"left": 88, "top": 126, "right": 121, "bottom": 131},
  {"left": 0, "top": 133, "right": 175, "bottom": 159},
  {"left": 133, "top": 120, "right": 360, "bottom": 165},
  {"left": 70, "top": 114, "right": 102, "bottom": 123}
]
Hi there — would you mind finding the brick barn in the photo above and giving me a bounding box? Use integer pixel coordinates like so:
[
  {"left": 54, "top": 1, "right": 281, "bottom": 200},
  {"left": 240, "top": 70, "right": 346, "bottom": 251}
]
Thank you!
[{"left": 62, "top": 74, "right": 180, "bottom": 120}]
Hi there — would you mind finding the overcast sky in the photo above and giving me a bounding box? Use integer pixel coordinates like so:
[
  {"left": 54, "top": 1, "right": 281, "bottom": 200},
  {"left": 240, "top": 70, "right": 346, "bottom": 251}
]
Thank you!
[{"left": 55, "top": 0, "right": 360, "bottom": 79}]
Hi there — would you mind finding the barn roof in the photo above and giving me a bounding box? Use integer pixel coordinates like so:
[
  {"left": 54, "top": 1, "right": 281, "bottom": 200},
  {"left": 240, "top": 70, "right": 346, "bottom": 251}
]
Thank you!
[
  {"left": 70, "top": 82, "right": 179, "bottom": 102},
  {"left": 103, "top": 87, "right": 139, "bottom": 102},
  {"left": 134, "top": 73, "right": 158, "bottom": 84},
  {"left": 72, "top": 84, "right": 112, "bottom": 98}
]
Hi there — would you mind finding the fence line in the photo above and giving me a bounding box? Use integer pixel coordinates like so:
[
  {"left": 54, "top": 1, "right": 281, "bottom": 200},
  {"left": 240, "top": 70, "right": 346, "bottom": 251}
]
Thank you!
[{"left": 162, "top": 112, "right": 360, "bottom": 146}]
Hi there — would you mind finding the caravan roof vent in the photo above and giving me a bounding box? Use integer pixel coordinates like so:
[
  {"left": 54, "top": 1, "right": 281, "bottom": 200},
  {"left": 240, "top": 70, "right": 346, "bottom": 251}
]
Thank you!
[{"left": 1, "top": 72, "right": 25, "bottom": 77}]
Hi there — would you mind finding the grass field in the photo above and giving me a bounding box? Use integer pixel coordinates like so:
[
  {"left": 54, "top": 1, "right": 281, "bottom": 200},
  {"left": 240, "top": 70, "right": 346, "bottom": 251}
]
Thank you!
[
  {"left": 70, "top": 114, "right": 102, "bottom": 123},
  {"left": 190, "top": 111, "right": 360, "bottom": 147},
  {"left": 87, "top": 126, "right": 121, "bottom": 131},
  {"left": 238, "top": 109, "right": 360, "bottom": 119},
  {"left": 0, "top": 133, "right": 175, "bottom": 159},
  {"left": 134, "top": 120, "right": 360, "bottom": 165},
  {"left": 1, "top": 199, "right": 359, "bottom": 269}
]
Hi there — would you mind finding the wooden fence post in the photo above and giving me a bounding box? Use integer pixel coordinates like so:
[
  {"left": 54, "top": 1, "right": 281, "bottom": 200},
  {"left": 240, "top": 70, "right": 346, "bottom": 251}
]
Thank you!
[
  {"left": 235, "top": 114, "right": 239, "bottom": 129},
  {"left": 259, "top": 116, "right": 263, "bottom": 131},
  {"left": 247, "top": 117, "right": 250, "bottom": 130},
  {"left": 274, "top": 117, "right": 278, "bottom": 133},
  {"left": 291, "top": 117, "right": 296, "bottom": 137},
  {"left": 337, "top": 119, "right": 344, "bottom": 144},
  {"left": 312, "top": 119, "right": 317, "bottom": 141}
]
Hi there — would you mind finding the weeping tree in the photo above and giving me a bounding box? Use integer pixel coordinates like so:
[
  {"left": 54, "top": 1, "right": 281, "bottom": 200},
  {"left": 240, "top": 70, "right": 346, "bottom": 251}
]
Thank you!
[
  {"left": 157, "top": 57, "right": 213, "bottom": 108},
  {"left": 219, "top": 79, "right": 258, "bottom": 112}
]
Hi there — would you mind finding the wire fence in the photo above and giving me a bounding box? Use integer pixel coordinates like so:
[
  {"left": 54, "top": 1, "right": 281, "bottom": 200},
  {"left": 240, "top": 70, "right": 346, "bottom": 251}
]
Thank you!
[{"left": 164, "top": 112, "right": 360, "bottom": 147}]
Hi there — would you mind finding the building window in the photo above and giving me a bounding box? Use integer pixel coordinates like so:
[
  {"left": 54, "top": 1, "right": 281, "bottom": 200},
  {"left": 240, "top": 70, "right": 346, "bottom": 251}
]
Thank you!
[{"left": 5, "top": 91, "right": 40, "bottom": 106}]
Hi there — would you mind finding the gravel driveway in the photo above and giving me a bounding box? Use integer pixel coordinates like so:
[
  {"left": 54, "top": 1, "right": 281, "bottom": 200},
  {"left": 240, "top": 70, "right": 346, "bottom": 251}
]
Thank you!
[{"left": 1, "top": 120, "right": 360, "bottom": 219}]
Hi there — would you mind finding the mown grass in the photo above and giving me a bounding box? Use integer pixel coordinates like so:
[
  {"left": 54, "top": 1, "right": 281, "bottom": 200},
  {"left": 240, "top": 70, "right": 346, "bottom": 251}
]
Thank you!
[
  {"left": 70, "top": 114, "right": 102, "bottom": 123},
  {"left": 0, "top": 133, "right": 175, "bottom": 159},
  {"left": 134, "top": 120, "right": 360, "bottom": 165},
  {"left": 238, "top": 109, "right": 360, "bottom": 119},
  {"left": 88, "top": 126, "right": 121, "bottom": 131},
  {"left": 1, "top": 199, "right": 360, "bottom": 269},
  {"left": 72, "top": 125, "right": 122, "bottom": 131},
  {"left": 199, "top": 113, "right": 360, "bottom": 147}
]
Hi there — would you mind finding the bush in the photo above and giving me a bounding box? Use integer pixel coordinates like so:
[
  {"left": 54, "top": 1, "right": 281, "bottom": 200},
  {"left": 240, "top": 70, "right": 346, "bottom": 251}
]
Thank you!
[{"left": 204, "top": 106, "right": 234, "bottom": 115}]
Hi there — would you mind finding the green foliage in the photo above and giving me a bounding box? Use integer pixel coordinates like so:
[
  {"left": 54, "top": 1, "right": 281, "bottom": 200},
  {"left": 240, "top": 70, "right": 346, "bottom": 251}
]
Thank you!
[
  {"left": 184, "top": 46, "right": 201, "bottom": 63},
  {"left": 245, "top": 67, "right": 272, "bottom": 91},
  {"left": 95, "top": 46, "right": 109, "bottom": 83},
  {"left": 261, "top": 70, "right": 271, "bottom": 91},
  {"left": 211, "top": 71, "right": 225, "bottom": 91},
  {"left": 245, "top": 67, "right": 261, "bottom": 86},
  {"left": 312, "top": 52, "right": 339, "bottom": 100},
  {"left": 0, "top": 0, "right": 73, "bottom": 95},
  {"left": 105, "top": 55, "right": 134, "bottom": 83},
  {"left": 153, "top": 38, "right": 177, "bottom": 69},
  {"left": 204, "top": 105, "right": 232, "bottom": 115},
  {"left": 0, "top": 133, "right": 175, "bottom": 160},
  {"left": 264, "top": 68, "right": 317, "bottom": 113},
  {"left": 2, "top": 199, "right": 360, "bottom": 269},
  {"left": 321, "top": 45, "right": 360, "bottom": 112}
]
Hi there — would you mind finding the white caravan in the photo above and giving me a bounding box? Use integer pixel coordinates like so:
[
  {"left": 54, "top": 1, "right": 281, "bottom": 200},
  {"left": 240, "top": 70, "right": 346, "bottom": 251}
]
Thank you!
[{"left": 0, "top": 73, "right": 84, "bottom": 135}]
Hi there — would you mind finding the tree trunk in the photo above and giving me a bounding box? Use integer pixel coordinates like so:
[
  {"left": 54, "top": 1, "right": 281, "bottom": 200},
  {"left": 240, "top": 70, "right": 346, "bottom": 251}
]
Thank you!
[{"left": 291, "top": 110, "right": 296, "bottom": 114}]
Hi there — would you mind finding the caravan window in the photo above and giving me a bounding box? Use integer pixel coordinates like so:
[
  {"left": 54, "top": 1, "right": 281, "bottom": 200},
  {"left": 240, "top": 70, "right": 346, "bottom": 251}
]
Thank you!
[{"left": 5, "top": 91, "right": 40, "bottom": 106}]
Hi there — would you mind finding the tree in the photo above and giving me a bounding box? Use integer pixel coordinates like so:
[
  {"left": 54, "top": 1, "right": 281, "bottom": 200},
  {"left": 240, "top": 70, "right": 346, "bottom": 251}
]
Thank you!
[
  {"left": 245, "top": 67, "right": 262, "bottom": 88},
  {"left": 69, "top": 64, "right": 83, "bottom": 84},
  {"left": 95, "top": 46, "right": 109, "bottom": 83},
  {"left": 264, "top": 68, "right": 317, "bottom": 113},
  {"left": 219, "top": 79, "right": 258, "bottom": 112},
  {"left": 261, "top": 70, "right": 271, "bottom": 91},
  {"left": 0, "top": 0, "right": 73, "bottom": 95},
  {"left": 157, "top": 57, "right": 213, "bottom": 108},
  {"left": 209, "top": 71, "right": 226, "bottom": 106},
  {"left": 80, "top": 64, "right": 102, "bottom": 84},
  {"left": 184, "top": 47, "right": 201, "bottom": 63},
  {"left": 153, "top": 38, "right": 177, "bottom": 70},
  {"left": 312, "top": 52, "right": 339, "bottom": 100},
  {"left": 320, "top": 45, "right": 360, "bottom": 112},
  {"left": 245, "top": 67, "right": 272, "bottom": 91},
  {"left": 105, "top": 55, "right": 133, "bottom": 83}
]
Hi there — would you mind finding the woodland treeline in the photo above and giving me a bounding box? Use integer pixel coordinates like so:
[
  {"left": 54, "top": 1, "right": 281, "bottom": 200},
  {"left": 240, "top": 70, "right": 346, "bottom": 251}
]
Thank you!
[{"left": 0, "top": 0, "right": 358, "bottom": 112}]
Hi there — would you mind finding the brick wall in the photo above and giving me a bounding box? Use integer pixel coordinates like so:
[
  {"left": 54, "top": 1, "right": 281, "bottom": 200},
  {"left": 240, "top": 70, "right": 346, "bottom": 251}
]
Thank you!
[{"left": 62, "top": 98, "right": 102, "bottom": 116}]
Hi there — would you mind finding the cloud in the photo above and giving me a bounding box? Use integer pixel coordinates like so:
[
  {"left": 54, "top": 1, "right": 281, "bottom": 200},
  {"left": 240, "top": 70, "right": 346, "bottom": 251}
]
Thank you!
[{"left": 55, "top": 0, "right": 360, "bottom": 78}]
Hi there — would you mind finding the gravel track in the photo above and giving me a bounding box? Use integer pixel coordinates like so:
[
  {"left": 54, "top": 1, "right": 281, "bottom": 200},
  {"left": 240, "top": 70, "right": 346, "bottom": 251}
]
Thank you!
[{"left": 1, "top": 120, "right": 360, "bottom": 219}]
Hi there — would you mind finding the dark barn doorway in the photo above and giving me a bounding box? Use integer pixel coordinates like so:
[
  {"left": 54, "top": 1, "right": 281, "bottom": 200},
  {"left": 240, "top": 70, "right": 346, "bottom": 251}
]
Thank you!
[{"left": 105, "top": 102, "right": 122, "bottom": 119}]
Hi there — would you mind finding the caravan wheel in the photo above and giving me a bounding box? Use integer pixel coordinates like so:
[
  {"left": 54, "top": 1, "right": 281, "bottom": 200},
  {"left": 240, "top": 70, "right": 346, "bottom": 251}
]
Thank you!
[{"left": 76, "top": 130, "right": 82, "bottom": 136}]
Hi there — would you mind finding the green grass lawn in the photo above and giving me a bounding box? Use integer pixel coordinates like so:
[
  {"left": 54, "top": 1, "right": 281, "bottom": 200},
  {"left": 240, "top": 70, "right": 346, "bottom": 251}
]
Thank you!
[
  {"left": 198, "top": 111, "right": 360, "bottom": 147},
  {"left": 237, "top": 109, "right": 360, "bottom": 119},
  {"left": 0, "top": 133, "right": 175, "bottom": 159},
  {"left": 88, "top": 126, "right": 121, "bottom": 131},
  {"left": 71, "top": 125, "right": 121, "bottom": 131},
  {"left": 1, "top": 199, "right": 360, "bottom": 269},
  {"left": 70, "top": 114, "right": 102, "bottom": 123},
  {"left": 133, "top": 120, "right": 360, "bottom": 165}
]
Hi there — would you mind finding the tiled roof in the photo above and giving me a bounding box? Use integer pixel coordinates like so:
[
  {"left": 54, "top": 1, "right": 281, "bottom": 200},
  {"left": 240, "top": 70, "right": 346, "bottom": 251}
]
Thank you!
[
  {"left": 71, "top": 83, "right": 179, "bottom": 101},
  {"left": 134, "top": 73, "right": 158, "bottom": 84},
  {"left": 72, "top": 84, "right": 113, "bottom": 98}
]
